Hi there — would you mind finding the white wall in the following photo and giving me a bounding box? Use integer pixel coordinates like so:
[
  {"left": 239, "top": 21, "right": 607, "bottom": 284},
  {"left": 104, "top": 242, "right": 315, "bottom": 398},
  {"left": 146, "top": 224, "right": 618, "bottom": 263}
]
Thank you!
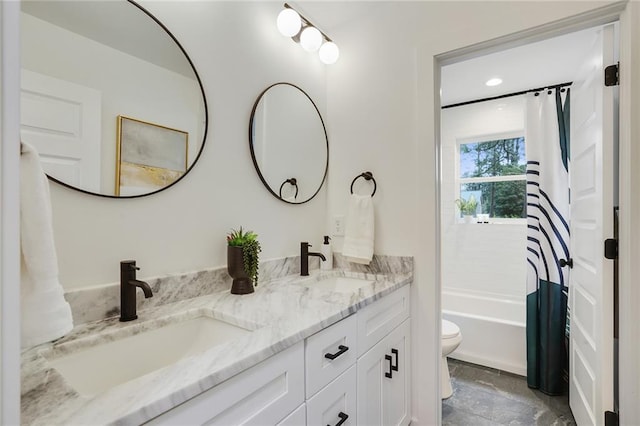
[
  {"left": 441, "top": 97, "right": 527, "bottom": 304},
  {"left": 21, "top": 13, "right": 203, "bottom": 195},
  {"left": 48, "top": 1, "right": 328, "bottom": 289},
  {"left": 324, "top": 2, "right": 616, "bottom": 424}
]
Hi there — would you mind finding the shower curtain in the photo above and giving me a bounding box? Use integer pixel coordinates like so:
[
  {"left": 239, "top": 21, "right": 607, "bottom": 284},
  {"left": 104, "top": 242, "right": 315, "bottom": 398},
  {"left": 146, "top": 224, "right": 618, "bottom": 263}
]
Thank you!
[{"left": 525, "top": 88, "right": 571, "bottom": 395}]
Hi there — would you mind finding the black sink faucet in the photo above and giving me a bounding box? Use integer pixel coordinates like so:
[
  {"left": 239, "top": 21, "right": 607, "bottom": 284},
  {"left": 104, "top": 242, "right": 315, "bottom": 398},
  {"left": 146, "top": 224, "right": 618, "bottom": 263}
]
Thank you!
[
  {"left": 300, "top": 242, "right": 326, "bottom": 276},
  {"left": 120, "top": 260, "right": 153, "bottom": 322}
]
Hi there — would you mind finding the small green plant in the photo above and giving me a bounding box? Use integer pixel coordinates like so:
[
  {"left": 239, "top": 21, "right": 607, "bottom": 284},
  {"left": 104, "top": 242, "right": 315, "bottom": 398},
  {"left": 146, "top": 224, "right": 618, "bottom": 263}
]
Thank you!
[
  {"left": 227, "top": 227, "right": 262, "bottom": 285},
  {"left": 455, "top": 195, "right": 478, "bottom": 216}
]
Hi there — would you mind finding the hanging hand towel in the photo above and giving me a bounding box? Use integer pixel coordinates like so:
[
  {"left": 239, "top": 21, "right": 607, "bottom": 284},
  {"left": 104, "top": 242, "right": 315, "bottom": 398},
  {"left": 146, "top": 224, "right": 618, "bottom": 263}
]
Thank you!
[
  {"left": 20, "top": 142, "right": 73, "bottom": 349},
  {"left": 342, "top": 194, "right": 374, "bottom": 265}
]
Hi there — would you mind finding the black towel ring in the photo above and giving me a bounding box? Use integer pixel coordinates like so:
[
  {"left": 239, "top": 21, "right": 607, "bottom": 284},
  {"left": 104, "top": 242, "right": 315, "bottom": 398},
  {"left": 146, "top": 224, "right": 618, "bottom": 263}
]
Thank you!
[
  {"left": 350, "top": 171, "right": 376, "bottom": 197},
  {"left": 279, "top": 178, "right": 298, "bottom": 200}
]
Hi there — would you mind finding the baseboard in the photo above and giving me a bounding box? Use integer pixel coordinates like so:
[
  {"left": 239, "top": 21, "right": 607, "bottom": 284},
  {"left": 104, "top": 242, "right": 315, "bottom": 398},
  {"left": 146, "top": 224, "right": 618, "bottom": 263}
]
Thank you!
[{"left": 449, "top": 351, "right": 527, "bottom": 376}]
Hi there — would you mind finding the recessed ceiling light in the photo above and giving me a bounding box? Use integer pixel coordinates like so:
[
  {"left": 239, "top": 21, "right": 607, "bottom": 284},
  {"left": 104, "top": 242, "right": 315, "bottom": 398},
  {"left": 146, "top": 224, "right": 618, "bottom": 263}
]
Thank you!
[{"left": 486, "top": 78, "right": 503, "bottom": 87}]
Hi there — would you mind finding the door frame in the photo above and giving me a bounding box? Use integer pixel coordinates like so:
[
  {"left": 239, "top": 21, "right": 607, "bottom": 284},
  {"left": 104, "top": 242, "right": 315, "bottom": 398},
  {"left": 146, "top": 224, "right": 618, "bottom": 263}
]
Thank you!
[
  {"left": 434, "top": 1, "right": 638, "bottom": 424},
  {"left": 0, "top": 1, "right": 22, "bottom": 424}
]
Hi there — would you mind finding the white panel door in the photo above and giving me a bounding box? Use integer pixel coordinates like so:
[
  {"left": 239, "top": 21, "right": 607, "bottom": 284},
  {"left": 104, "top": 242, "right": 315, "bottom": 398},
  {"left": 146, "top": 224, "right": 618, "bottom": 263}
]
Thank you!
[
  {"left": 20, "top": 69, "right": 101, "bottom": 192},
  {"left": 569, "top": 23, "right": 615, "bottom": 426}
]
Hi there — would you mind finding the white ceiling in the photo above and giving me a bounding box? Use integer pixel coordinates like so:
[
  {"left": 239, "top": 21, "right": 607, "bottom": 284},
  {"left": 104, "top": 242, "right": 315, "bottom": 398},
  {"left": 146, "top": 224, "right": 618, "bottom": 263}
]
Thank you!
[
  {"left": 294, "top": 2, "right": 601, "bottom": 107},
  {"left": 441, "top": 26, "right": 601, "bottom": 106}
]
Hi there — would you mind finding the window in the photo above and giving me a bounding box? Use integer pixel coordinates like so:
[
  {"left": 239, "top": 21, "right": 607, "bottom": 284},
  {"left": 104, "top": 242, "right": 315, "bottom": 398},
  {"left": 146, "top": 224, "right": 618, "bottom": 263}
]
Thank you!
[{"left": 458, "top": 136, "right": 526, "bottom": 219}]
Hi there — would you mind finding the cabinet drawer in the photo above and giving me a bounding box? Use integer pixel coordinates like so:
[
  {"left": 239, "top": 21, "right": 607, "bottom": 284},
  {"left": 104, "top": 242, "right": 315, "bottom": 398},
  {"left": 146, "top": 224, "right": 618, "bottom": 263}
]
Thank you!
[
  {"left": 147, "top": 341, "right": 304, "bottom": 426},
  {"left": 305, "top": 314, "right": 357, "bottom": 397},
  {"left": 357, "top": 285, "right": 410, "bottom": 357},
  {"left": 307, "top": 365, "right": 356, "bottom": 426},
  {"left": 277, "top": 403, "right": 306, "bottom": 426}
]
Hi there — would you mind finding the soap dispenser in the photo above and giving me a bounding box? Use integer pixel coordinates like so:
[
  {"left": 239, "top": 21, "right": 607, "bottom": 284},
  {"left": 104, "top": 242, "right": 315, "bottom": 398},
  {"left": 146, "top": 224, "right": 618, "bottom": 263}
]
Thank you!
[{"left": 320, "top": 235, "right": 333, "bottom": 270}]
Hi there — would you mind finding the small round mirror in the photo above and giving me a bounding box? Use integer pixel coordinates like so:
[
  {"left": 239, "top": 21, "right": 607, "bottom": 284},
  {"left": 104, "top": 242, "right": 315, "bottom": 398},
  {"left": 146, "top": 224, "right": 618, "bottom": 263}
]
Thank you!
[{"left": 249, "top": 83, "right": 328, "bottom": 204}]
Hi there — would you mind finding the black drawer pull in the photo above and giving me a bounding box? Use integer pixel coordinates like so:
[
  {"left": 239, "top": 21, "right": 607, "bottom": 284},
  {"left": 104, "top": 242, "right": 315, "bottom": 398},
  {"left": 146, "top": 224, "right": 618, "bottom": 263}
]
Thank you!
[
  {"left": 325, "top": 345, "right": 349, "bottom": 360},
  {"left": 391, "top": 348, "right": 399, "bottom": 372},
  {"left": 327, "top": 412, "right": 349, "bottom": 426},
  {"left": 385, "top": 354, "right": 393, "bottom": 378}
]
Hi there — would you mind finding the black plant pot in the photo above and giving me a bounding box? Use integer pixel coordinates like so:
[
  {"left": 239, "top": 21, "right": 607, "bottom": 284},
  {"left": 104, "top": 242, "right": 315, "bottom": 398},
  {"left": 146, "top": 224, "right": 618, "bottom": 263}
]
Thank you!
[{"left": 228, "top": 246, "right": 255, "bottom": 295}]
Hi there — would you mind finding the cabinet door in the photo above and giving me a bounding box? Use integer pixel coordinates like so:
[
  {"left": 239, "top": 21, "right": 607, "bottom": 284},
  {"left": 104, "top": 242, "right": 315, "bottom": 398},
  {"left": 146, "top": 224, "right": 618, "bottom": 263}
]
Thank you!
[
  {"left": 357, "top": 319, "right": 411, "bottom": 426},
  {"left": 357, "top": 285, "right": 410, "bottom": 357},
  {"left": 306, "top": 365, "right": 356, "bottom": 426},
  {"left": 146, "top": 341, "right": 304, "bottom": 426}
]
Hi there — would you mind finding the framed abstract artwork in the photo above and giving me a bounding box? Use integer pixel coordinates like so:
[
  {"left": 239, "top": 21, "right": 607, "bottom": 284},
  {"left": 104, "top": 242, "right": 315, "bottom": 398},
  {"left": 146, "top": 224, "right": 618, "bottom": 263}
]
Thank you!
[{"left": 115, "top": 116, "right": 189, "bottom": 196}]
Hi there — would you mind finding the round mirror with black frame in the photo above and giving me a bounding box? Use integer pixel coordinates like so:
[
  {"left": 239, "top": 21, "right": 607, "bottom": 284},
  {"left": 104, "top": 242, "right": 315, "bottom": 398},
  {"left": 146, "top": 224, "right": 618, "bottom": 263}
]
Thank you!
[
  {"left": 20, "top": 0, "right": 208, "bottom": 198},
  {"left": 249, "top": 83, "right": 328, "bottom": 204}
]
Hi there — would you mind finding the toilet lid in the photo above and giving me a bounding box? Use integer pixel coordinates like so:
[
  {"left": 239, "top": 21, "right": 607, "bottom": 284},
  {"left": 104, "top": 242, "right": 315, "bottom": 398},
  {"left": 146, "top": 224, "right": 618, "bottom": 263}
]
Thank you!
[{"left": 442, "top": 319, "right": 460, "bottom": 338}]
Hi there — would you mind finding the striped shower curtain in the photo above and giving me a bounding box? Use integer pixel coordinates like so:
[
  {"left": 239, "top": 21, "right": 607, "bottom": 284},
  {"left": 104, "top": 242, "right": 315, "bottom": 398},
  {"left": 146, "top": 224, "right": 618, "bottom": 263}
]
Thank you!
[{"left": 525, "top": 88, "right": 571, "bottom": 395}]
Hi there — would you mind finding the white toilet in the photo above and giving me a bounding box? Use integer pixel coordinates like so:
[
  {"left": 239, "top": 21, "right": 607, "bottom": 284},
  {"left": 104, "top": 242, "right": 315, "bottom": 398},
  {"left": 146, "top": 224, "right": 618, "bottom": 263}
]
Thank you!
[{"left": 441, "top": 319, "right": 462, "bottom": 399}]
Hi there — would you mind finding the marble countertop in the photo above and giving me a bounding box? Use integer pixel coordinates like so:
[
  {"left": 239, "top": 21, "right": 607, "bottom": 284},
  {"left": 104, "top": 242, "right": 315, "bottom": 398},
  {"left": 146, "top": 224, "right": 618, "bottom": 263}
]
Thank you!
[{"left": 21, "top": 268, "right": 412, "bottom": 425}]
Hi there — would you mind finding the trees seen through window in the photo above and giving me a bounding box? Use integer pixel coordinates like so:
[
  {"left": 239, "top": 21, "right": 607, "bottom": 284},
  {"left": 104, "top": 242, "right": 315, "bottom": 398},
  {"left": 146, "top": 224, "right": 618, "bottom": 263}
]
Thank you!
[{"left": 459, "top": 137, "right": 526, "bottom": 219}]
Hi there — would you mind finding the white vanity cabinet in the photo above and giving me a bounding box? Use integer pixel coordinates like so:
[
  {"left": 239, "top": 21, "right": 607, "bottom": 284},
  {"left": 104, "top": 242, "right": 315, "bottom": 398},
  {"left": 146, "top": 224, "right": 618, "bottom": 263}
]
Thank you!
[
  {"left": 356, "top": 319, "right": 411, "bottom": 426},
  {"left": 304, "top": 284, "right": 411, "bottom": 426},
  {"left": 147, "top": 284, "right": 410, "bottom": 426},
  {"left": 356, "top": 285, "right": 411, "bottom": 426},
  {"left": 305, "top": 314, "right": 358, "bottom": 426},
  {"left": 306, "top": 365, "right": 357, "bottom": 426},
  {"left": 146, "top": 341, "right": 305, "bottom": 426},
  {"left": 277, "top": 403, "right": 307, "bottom": 426}
]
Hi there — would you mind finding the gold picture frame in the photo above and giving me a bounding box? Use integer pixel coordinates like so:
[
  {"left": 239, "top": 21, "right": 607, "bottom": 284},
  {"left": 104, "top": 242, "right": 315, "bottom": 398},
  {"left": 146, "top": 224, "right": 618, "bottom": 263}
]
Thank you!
[{"left": 115, "top": 115, "right": 189, "bottom": 196}]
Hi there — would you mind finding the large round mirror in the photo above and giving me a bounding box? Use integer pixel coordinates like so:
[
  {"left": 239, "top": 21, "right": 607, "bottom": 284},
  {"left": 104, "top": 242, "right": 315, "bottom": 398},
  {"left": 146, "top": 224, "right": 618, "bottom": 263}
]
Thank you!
[
  {"left": 20, "top": 0, "right": 207, "bottom": 198},
  {"left": 249, "top": 83, "right": 328, "bottom": 204}
]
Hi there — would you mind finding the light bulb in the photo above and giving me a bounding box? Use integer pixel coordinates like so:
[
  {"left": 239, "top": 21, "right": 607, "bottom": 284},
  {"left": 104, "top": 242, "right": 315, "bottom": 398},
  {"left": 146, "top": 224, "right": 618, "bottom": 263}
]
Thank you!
[
  {"left": 485, "top": 78, "right": 503, "bottom": 87},
  {"left": 277, "top": 8, "right": 301, "bottom": 37},
  {"left": 300, "top": 26, "right": 322, "bottom": 52},
  {"left": 319, "top": 41, "right": 339, "bottom": 64}
]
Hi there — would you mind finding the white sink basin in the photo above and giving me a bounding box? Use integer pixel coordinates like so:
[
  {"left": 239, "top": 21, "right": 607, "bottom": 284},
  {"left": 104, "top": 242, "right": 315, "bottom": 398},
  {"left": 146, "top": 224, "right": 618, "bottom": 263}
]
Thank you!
[
  {"left": 46, "top": 316, "right": 252, "bottom": 396},
  {"left": 301, "top": 276, "right": 374, "bottom": 293}
]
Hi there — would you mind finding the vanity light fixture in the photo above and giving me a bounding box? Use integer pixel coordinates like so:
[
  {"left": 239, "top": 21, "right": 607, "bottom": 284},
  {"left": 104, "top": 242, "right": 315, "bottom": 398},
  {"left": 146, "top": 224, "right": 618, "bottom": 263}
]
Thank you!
[
  {"left": 277, "top": 3, "right": 339, "bottom": 65},
  {"left": 300, "top": 26, "right": 322, "bottom": 52},
  {"left": 276, "top": 8, "right": 301, "bottom": 37}
]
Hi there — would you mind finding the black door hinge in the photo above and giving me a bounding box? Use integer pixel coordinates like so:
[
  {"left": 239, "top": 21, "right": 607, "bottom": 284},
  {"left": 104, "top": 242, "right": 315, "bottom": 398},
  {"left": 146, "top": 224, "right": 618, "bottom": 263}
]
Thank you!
[
  {"left": 605, "top": 63, "right": 619, "bottom": 86},
  {"left": 604, "top": 239, "right": 618, "bottom": 260},
  {"left": 559, "top": 258, "right": 574, "bottom": 269},
  {"left": 605, "top": 410, "right": 619, "bottom": 426}
]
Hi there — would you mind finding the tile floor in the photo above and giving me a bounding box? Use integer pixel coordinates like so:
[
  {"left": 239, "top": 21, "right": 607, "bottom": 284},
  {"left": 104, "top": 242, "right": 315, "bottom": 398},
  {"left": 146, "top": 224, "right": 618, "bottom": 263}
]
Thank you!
[{"left": 442, "top": 359, "right": 576, "bottom": 426}]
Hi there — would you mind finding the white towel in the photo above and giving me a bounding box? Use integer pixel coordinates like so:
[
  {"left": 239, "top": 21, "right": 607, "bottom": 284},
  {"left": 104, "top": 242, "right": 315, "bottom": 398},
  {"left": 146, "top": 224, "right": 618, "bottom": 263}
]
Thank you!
[
  {"left": 342, "top": 194, "right": 374, "bottom": 265},
  {"left": 20, "top": 142, "right": 73, "bottom": 349}
]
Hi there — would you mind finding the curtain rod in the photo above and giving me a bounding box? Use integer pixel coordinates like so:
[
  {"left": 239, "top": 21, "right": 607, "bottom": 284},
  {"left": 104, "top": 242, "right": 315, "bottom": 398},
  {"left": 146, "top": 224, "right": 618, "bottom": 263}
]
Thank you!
[{"left": 441, "top": 81, "right": 572, "bottom": 109}]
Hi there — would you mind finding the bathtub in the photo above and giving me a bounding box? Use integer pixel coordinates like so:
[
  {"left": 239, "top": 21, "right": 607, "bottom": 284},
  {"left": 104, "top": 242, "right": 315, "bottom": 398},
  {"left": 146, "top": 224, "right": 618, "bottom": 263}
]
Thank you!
[{"left": 442, "top": 289, "right": 527, "bottom": 376}]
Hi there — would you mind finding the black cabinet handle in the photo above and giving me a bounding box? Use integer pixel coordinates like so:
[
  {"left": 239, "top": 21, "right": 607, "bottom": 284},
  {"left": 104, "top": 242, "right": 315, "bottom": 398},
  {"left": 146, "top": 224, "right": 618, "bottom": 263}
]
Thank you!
[
  {"left": 385, "top": 354, "right": 393, "bottom": 378},
  {"left": 327, "top": 412, "right": 349, "bottom": 426},
  {"left": 324, "top": 345, "right": 349, "bottom": 360},
  {"left": 391, "top": 348, "right": 399, "bottom": 372}
]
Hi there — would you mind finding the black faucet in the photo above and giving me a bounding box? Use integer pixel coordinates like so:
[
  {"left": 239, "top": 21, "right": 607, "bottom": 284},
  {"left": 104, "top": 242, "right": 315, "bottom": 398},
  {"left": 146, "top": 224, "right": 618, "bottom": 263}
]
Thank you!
[
  {"left": 300, "top": 242, "right": 326, "bottom": 276},
  {"left": 120, "top": 260, "right": 153, "bottom": 322}
]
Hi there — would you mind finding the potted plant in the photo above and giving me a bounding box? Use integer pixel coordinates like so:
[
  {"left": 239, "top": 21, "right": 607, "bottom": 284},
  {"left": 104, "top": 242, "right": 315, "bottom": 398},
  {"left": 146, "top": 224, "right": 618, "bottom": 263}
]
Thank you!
[
  {"left": 455, "top": 195, "right": 478, "bottom": 223},
  {"left": 227, "top": 227, "right": 262, "bottom": 295}
]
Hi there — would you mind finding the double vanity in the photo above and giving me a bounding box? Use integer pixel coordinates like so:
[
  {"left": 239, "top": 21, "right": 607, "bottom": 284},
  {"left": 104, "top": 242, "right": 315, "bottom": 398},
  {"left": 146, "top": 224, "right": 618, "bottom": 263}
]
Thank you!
[
  {"left": 18, "top": 2, "right": 404, "bottom": 423},
  {"left": 21, "top": 256, "right": 413, "bottom": 425}
]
